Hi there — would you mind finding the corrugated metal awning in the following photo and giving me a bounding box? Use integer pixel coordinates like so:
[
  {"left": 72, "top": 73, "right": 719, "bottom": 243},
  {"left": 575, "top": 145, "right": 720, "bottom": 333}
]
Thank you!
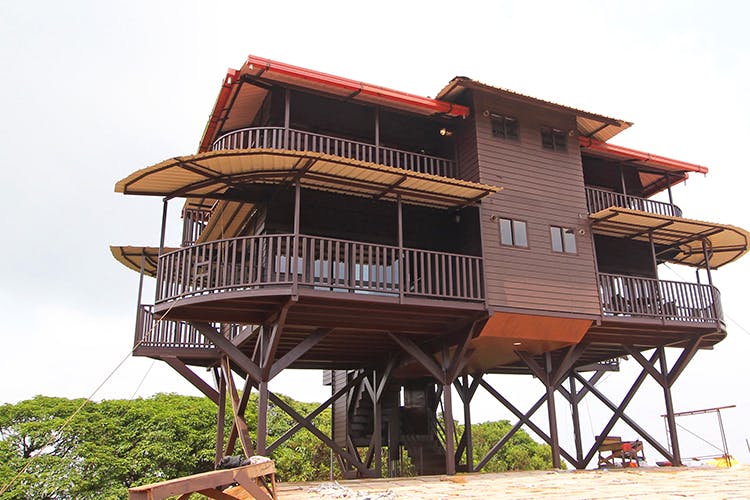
[
  {"left": 110, "top": 245, "right": 178, "bottom": 277},
  {"left": 590, "top": 207, "right": 750, "bottom": 269},
  {"left": 115, "top": 149, "right": 501, "bottom": 208},
  {"left": 195, "top": 200, "right": 255, "bottom": 244}
]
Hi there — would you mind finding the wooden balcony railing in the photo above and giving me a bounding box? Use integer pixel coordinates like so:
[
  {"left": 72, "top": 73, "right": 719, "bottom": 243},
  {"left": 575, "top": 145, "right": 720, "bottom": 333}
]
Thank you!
[
  {"left": 598, "top": 273, "right": 722, "bottom": 323},
  {"left": 212, "top": 126, "right": 458, "bottom": 178},
  {"left": 134, "top": 305, "right": 244, "bottom": 352},
  {"left": 585, "top": 186, "right": 682, "bottom": 217},
  {"left": 155, "top": 234, "right": 484, "bottom": 304}
]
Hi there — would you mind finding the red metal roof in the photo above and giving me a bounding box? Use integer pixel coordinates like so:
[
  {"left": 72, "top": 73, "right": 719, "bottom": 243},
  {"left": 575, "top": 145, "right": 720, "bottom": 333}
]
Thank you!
[
  {"left": 243, "top": 54, "right": 470, "bottom": 119},
  {"left": 579, "top": 137, "right": 708, "bottom": 174}
]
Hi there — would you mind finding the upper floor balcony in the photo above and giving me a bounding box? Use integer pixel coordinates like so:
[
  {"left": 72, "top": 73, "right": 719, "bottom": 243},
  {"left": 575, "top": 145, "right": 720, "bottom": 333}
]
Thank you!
[
  {"left": 585, "top": 186, "right": 682, "bottom": 217},
  {"left": 598, "top": 272, "right": 722, "bottom": 324},
  {"left": 155, "top": 232, "right": 484, "bottom": 308},
  {"left": 212, "top": 127, "right": 458, "bottom": 179}
]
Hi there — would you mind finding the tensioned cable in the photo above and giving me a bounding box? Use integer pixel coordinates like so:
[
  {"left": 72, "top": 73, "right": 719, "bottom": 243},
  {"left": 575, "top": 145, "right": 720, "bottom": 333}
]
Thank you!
[
  {"left": 0, "top": 297, "right": 183, "bottom": 496},
  {"left": 129, "top": 359, "right": 156, "bottom": 400}
]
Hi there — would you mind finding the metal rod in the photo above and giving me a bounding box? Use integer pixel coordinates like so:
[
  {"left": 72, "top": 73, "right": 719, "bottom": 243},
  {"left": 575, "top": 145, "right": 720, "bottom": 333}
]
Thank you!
[{"left": 159, "top": 198, "right": 168, "bottom": 255}]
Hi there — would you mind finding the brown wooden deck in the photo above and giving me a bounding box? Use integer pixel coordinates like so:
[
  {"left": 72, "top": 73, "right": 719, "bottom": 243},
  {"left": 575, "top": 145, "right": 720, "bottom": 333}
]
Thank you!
[{"left": 212, "top": 126, "right": 458, "bottom": 178}]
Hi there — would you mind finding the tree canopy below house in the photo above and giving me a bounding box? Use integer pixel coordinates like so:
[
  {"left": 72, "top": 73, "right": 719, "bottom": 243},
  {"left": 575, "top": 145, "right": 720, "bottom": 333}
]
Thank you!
[{"left": 0, "top": 394, "right": 552, "bottom": 498}]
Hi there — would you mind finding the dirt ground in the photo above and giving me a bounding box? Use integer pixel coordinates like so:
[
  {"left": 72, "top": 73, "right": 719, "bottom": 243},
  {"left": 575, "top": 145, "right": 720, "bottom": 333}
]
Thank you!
[{"left": 275, "top": 465, "right": 750, "bottom": 499}]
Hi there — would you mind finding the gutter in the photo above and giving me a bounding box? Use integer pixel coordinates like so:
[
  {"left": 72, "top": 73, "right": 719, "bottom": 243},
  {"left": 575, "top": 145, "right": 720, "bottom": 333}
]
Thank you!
[{"left": 579, "top": 137, "right": 708, "bottom": 174}]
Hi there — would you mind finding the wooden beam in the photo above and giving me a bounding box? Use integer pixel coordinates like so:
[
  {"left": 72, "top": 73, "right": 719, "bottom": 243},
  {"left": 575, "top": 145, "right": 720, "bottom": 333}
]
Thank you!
[
  {"left": 221, "top": 357, "right": 255, "bottom": 458},
  {"left": 623, "top": 346, "right": 664, "bottom": 385},
  {"left": 266, "top": 390, "right": 375, "bottom": 477},
  {"left": 163, "top": 357, "right": 220, "bottom": 405},
  {"left": 192, "top": 322, "right": 263, "bottom": 382},
  {"left": 446, "top": 321, "right": 480, "bottom": 381},
  {"left": 226, "top": 375, "right": 254, "bottom": 456},
  {"left": 668, "top": 336, "right": 704, "bottom": 387},
  {"left": 268, "top": 328, "right": 333, "bottom": 379},
  {"left": 514, "top": 351, "right": 547, "bottom": 384},
  {"left": 261, "top": 302, "right": 291, "bottom": 379},
  {"left": 267, "top": 370, "right": 367, "bottom": 454},
  {"left": 388, "top": 333, "right": 445, "bottom": 383}
]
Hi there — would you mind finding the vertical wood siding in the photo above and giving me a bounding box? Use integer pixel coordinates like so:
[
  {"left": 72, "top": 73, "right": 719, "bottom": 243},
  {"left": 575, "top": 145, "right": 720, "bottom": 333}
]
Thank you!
[{"left": 471, "top": 93, "right": 600, "bottom": 316}]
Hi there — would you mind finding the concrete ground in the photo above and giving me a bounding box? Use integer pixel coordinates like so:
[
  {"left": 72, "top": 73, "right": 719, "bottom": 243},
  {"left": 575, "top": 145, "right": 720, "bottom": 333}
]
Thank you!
[{"left": 276, "top": 465, "right": 750, "bottom": 499}]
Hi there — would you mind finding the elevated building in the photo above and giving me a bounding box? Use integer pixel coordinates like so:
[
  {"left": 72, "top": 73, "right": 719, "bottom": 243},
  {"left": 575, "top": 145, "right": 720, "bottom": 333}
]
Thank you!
[{"left": 113, "top": 54, "right": 749, "bottom": 476}]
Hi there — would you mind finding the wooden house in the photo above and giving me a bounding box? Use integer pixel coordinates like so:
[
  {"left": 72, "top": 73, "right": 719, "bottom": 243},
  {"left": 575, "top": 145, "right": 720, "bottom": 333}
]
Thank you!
[{"left": 112, "top": 54, "right": 750, "bottom": 476}]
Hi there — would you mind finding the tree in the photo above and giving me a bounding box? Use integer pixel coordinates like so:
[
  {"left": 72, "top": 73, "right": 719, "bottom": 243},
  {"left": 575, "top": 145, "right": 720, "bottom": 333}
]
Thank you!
[{"left": 466, "top": 419, "right": 554, "bottom": 471}]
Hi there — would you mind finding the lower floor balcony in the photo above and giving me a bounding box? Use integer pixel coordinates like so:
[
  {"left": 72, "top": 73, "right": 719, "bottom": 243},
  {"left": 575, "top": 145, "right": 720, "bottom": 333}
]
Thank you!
[
  {"left": 155, "top": 233, "right": 484, "bottom": 306},
  {"left": 598, "top": 273, "right": 722, "bottom": 323}
]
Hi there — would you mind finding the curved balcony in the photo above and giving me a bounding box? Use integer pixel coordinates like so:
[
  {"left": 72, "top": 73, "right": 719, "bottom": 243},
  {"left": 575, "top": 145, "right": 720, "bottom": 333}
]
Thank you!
[
  {"left": 212, "top": 127, "right": 457, "bottom": 178},
  {"left": 585, "top": 186, "right": 682, "bottom": 217},
  {"left": 155, "top": 233, "right": 484, "bottom": 306},
  {"left": 598, "top": 273, "right": 722, "bottom": 323}
]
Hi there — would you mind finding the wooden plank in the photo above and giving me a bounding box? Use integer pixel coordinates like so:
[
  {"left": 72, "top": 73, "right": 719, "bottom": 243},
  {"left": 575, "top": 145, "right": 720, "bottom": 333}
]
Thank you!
[{"left": 128, "top": 462, "right": 275, "bottom": 500}]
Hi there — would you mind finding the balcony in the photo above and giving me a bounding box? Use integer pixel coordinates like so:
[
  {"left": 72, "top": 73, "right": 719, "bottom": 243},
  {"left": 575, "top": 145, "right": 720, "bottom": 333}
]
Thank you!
[
  {"left": 133, "top": 305, "right": 245, "bottom": 355},
  {"left": 598, "top": 273, "right": 722, "bottom": 323},
  {"left": 155, "top": 233, "right": 484, "bottom": 306},
  {"left": 212, "top": 127, "right": 458, "bottom": 178},
  {"left": 585, "top": 186, "right": 682, "bottom": 217}
]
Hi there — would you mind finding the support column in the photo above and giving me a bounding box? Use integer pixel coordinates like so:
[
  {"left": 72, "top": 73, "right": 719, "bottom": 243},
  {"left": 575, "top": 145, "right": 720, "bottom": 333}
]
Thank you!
[
  {"left": 215, "top": 369, "right": 226, "bottom": 468},
  {"left": 283, "top": 88, "right": 291, "bottom": 149},
  {"left": 659, "top": 346, "right": 682, "bottom": 465},
  {"left": 257, "top": 381, "right": 269, "bottom": 456},
  {"left": 292, "top": 182, "right": 301, "bottom": 294},
  {"left": 443, "top": 382, "right": 456, "bottom": 475},
  {"left": 397, "top": 195, "right": 403, "bottom": 303},
  {"left": 159, "top": 198, "right": 169, "bottom": 255},
  {"left": 374, "top": 107, "right": 380, "bottom": 164},
  {"left": 545, "top": 352, "right": 561, "bottom": 469},
  {"left": 461, "top": 375, "right": 473, "bottom": 471},
  {"left": 569, "top": 374, "right": 584, "bottom": 466}
]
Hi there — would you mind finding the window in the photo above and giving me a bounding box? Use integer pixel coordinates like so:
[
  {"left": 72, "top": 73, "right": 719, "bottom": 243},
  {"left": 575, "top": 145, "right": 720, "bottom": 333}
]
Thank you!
[
  {"left": 491, "top": 115, "right": 519, "bottom": 140},
  {"left": 499, "top": 218, "right": 528, "bottom": 247},
  {"left": 550, "top": 226, "right": 577, "bottom": 253},
  {"left": 541, "top": 126, "right": 567, "bottom": 151}
]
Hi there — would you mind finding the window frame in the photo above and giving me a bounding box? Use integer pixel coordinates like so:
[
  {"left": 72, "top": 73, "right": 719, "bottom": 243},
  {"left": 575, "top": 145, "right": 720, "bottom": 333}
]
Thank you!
[
  {"left": 550, "top": 225, "right": 578, "bottom": 254},
  {"left": 540, "top": 126, "right": 567, "bottom": 152},
  {"left": 491, "top": 114, "right": 520, "bottom": 140},
  {"left": 498, "top": 217, "right": 529, "bottom": 248}
]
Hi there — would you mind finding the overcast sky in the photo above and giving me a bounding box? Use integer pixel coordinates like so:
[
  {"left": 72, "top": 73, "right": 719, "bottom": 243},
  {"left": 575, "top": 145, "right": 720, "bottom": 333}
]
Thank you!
[{"left": 2, "top": 1, "right": 749, "bottom": 466}]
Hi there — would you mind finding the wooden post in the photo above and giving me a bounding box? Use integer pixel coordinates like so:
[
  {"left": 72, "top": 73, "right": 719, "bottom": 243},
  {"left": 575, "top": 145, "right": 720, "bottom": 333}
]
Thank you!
[
  {"left": 619, "top": 164, "right": 627, "bottom": 196},
  {"left": 461, "top": 375, "right": 473, "bottom": 471},
  {"left": 159, "top": 198, "right": 168, "bottom": 255},
  {"left": 215, "top": 369, "right": 226, "bottom": 468},
  {"left": 397, "top": 195, "right": 404, "bottom": 303},
  {"left": 569, "top": 374, "right": 584, "bottom": 466},
  {"left": 659, "top": 346, "right": 682, "bottom": 465},
  {"left": 545, "top": 352, "right": 561, "bottom": 468},
  {"left": 701, "top": 239, "right": 714, "bottom": 287},
  {"left": 283, "top": 88, "right": 291, "bottom": 149},
  {"left": 258, "top": 381, "right": 269, "bottom": 455},
  {"left": 374, "top": 107, "right": 380, "bottom": 164},
  {"left": 443, "top": 383, "right": 456, "bottom": 475},
  {"left": 292, "top": 182, "right": 301, "bottom": 294}
]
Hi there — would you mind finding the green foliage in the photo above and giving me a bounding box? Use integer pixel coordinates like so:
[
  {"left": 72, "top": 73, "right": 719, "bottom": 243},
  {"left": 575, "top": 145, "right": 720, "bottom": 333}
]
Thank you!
[
  {"left": 0, "top": 394, "right": 555, "bottom": 499},
  {"left": 465, "top": 419, "right": 555, "bottom": 472}
]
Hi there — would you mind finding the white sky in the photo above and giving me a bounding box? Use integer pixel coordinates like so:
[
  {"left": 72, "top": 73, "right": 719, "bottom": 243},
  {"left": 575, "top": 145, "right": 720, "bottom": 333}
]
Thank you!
[{"left": 2, "top": 0, "right": 749, "bottom": 467}]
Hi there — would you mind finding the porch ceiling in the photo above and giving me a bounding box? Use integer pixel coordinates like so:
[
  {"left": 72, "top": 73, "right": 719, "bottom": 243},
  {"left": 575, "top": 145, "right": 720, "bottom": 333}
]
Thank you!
[
  {"left": 590, "top": 207, "right": 750, "bottom": 269},
  {"left": 115, "top": 149, "right": 501, "bottom": 209}
]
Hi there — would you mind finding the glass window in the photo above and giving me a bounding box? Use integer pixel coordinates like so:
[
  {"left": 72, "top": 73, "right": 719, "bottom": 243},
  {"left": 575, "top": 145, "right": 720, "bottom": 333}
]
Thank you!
[
  {"left": 491, "top": 115, "right": 519, "bottom": 140},
  {"left": 499, "top": 218, "right": 528, "bottom": 247},
  {"left": 541, "top": 127, "right": 567, "bottom": 151},
  {"left": 550, "top": 226, "right": 577, "bottom": 253}
]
